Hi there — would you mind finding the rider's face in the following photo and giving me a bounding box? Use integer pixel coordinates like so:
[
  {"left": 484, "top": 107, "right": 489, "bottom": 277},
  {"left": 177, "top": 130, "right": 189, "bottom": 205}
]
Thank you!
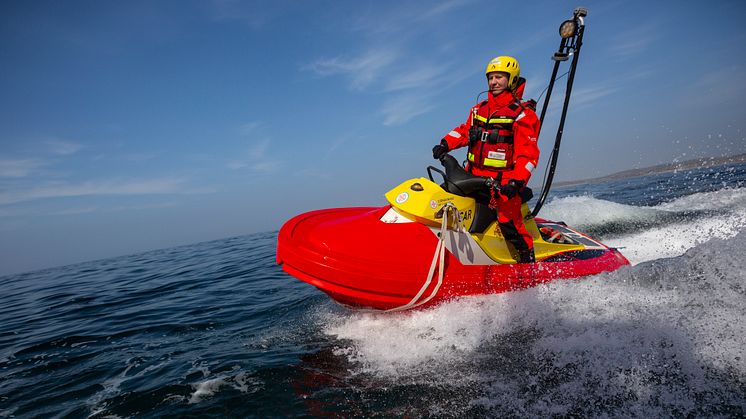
[{"left": 487, "top": 72, "right": 509, "bottom": 96}]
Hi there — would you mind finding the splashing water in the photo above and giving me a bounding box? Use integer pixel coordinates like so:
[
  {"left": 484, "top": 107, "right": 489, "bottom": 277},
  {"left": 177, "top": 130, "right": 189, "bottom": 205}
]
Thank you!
[
  {"left": 541, "top": 187, "right": 746, "bottom": 264},
  {"left": 322, "top": 229, "right": 746, "bottom": 416},
  {"left": 1, "top": 164, "right": 745, "bottom": 416}
]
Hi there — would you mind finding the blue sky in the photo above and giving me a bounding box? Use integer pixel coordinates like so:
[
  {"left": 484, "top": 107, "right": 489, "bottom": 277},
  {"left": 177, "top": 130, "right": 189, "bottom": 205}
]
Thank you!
[{"left": 1, "top": 0, "right": 745, "bottom": 275}]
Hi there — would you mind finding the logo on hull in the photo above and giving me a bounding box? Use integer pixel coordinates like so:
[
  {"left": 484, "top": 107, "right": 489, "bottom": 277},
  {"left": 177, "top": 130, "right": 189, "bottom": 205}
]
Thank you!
[{"left": 395, "top": 192, "right": 409, "bottom": 204}]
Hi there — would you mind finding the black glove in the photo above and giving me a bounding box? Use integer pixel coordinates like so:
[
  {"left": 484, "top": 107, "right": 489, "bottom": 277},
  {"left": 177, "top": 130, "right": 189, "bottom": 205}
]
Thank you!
[
  {"left": 432, "top": 140, "right": 449, "bottom": 160},
  {"left": 500, "top": 179, "right": 524, "bottom": 199}
]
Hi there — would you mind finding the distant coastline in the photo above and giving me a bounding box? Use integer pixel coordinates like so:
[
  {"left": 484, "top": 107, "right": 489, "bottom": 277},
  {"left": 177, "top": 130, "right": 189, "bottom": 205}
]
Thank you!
[{"left": 554, "top": 153, "right": 746, "bottom": 187}]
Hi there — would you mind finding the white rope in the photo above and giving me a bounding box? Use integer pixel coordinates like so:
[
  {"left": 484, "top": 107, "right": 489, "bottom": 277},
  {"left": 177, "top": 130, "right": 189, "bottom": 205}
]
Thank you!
[{"left": 384, "top": 203, "right": 462, "bottom": 312}]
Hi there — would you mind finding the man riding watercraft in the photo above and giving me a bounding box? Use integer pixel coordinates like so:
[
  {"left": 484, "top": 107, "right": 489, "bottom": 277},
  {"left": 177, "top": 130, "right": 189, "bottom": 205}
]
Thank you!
[{"left": 432, "top": 56, "right": 541, "bottom": 263}]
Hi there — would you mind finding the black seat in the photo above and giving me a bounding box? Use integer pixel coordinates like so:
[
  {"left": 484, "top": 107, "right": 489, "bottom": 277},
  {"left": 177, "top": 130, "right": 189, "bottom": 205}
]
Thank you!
[
  {"left": 436, "top": 155, "right": 532, "bottom": 233},
  {"left": 438, "top": 154, "right": 487, "bottom": 196}
]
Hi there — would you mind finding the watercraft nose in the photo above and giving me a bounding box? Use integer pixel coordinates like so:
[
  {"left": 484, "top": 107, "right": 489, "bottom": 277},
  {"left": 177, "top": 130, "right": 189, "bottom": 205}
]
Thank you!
[
  {"left": 280, "top": 206, "right": 435, "bottom": 265},
  {"left": 277, "top": 206, "right": 442, "bottom": 309}
]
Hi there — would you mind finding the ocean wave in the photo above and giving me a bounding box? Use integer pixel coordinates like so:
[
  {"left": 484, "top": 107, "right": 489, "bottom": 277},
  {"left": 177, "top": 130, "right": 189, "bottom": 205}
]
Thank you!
[
  {"left": 542, "top": 187, "right": 746, "bottom": 230},
  {"left": 539, "top": 187, "right": 746, "bottom": 265},
  {"left": 321, "top": 230, "right": 746, "bottom": 416}
]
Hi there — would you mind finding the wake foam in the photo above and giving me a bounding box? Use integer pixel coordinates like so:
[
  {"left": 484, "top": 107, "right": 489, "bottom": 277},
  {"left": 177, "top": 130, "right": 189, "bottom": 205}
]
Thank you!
[
  {"left": 541, "top": 188, "right": 746, "bottom": 264},
  {"left": 322, "top": 230, "right": 746, "bottom": 416},
  {"left": 656, "top": 186, "right": 746, "bottom": 212},
  {"left": 186, "top": 361, "right": 262, "bottom": 404},
  {"left": 541, "top": 195, "right": 661, "bottom": 231}
]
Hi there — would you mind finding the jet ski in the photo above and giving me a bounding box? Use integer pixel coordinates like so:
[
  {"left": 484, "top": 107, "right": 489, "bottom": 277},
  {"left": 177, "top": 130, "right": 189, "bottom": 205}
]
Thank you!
[
  {"left": 276, "top": 8, "right": 628, "bottom": 310},
  {"left": 276, "top": 154, "right": 629, "bottom": 311}
]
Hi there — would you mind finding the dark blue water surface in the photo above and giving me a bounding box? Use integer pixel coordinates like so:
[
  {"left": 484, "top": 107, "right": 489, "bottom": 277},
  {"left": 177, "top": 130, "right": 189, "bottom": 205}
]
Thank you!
[{"left": 2, "top": 163, "right": 745, "bottom": 417}]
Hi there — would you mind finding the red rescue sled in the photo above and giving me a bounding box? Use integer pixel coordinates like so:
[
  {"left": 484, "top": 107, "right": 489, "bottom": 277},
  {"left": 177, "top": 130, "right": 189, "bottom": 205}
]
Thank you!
[{"left": 276, "top": 156, "right": 629, "bottom": 311}]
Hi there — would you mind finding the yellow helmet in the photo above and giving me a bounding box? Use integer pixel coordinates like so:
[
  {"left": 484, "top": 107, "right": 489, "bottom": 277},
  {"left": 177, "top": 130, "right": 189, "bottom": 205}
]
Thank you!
[{"left": 485, "top": 56, "right": 520, "bottom": 90}]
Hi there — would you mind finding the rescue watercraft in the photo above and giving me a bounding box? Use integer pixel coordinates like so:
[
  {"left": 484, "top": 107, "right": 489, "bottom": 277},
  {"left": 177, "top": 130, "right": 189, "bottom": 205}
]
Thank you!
[
  {"left": 276, "top": 154, "right": 629, "bottom": 311},
  {"left": 276, "top": 8, "right": 629, "bottom": 310}
]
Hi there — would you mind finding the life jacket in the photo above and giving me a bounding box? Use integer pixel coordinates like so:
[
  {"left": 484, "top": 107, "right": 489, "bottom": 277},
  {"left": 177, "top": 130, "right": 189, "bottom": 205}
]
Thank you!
[{"left": 466, "top": 97, "right": 535, "bottom": 175}]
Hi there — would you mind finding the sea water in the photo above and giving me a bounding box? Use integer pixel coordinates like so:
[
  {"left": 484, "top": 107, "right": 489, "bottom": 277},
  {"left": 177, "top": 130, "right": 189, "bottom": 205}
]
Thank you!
[{"left": 1, "top": 163, "right": 745, "bottom": 417}]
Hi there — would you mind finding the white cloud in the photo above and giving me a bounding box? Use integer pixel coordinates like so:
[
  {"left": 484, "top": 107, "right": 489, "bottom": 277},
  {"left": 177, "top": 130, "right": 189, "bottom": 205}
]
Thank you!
[
  {"left": 227, "top": 138, "right": 280, "bottom": 173},
  {"left": 384, "top": 65, "right": 447, "bottom": 92},
  {"left": 307, "top": 49, "right": 398, "bottom": 90},
  {"left": 48, "top": 206, "right": 99, "bottom": 216},
  {"left": 381, "top": 94, "right": 436, "bottom": 126},
  {"left": 108, "top": 202, "right": 178, "bottom": 212},
  {"left": 44, "top": 139, "right": 82, "bottom": 155},
  {"left": 0, "top": 201, "right": 181, "bottom": 218},
  {"left": 209, "top": 0, "right": 277, "bottom": 29},
  {"left": 611, "top": 38, "right": 650, "bottom": 60},
  {"left": 506, "top": 30, "right": 555, "bottom": 57},
  {"left": 535, "top": 83, "right": 620, "bottom": 121},
  {"left": 326, "top": 134, "right": 353, "bottom": 157},
  {"left": 307, "top": 50, "right": 471, "bottom": 125},
  {"left": 570, "top": 85, "right": 619, "bottom": 108},
  {"left": 609, "top": 22, "right": 658, "bottom": 61},
  {"left": 122, "top": 152, "right": 158, "bottom": 162},
  {"left": 248, "top": 138, "right": 268, "bottom": 160},
  {"left": 417, "top": 0, "right": 476, "bottom": 20},
  {"left": 226, "top": 161, "right": 248, "bottom": 170},
  {"left": 250, "top": 160, "right": 280, "bottom": 173},
  {"left": 0, "top": 178, "right": 189, "bottom": 206},
  {"left": 302, "top": 1, "right": 478, "bottom": 124},
  {"left": 240, "top": 121, "right": 262, "bottom": 136},
  {"left": 350, "top": 0, "right": 477, "bottom": 36},
  {"left": 294, "top": 168, "right": 332, "bottom": 180},
  {"left": 675, "top": 64, "right": 746, "bottom": 108},
  {"left": 0, "top": 159, "right": 46, "bottom": 178}
]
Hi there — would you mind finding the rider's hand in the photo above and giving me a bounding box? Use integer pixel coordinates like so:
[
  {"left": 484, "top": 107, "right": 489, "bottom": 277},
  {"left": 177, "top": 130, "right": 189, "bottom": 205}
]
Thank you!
[
  {"left": 432, "top": 141, "right": 449, "bottom": 160},
  {"left": 500, "top": 179, "right": 524, "bottom": 199}
]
